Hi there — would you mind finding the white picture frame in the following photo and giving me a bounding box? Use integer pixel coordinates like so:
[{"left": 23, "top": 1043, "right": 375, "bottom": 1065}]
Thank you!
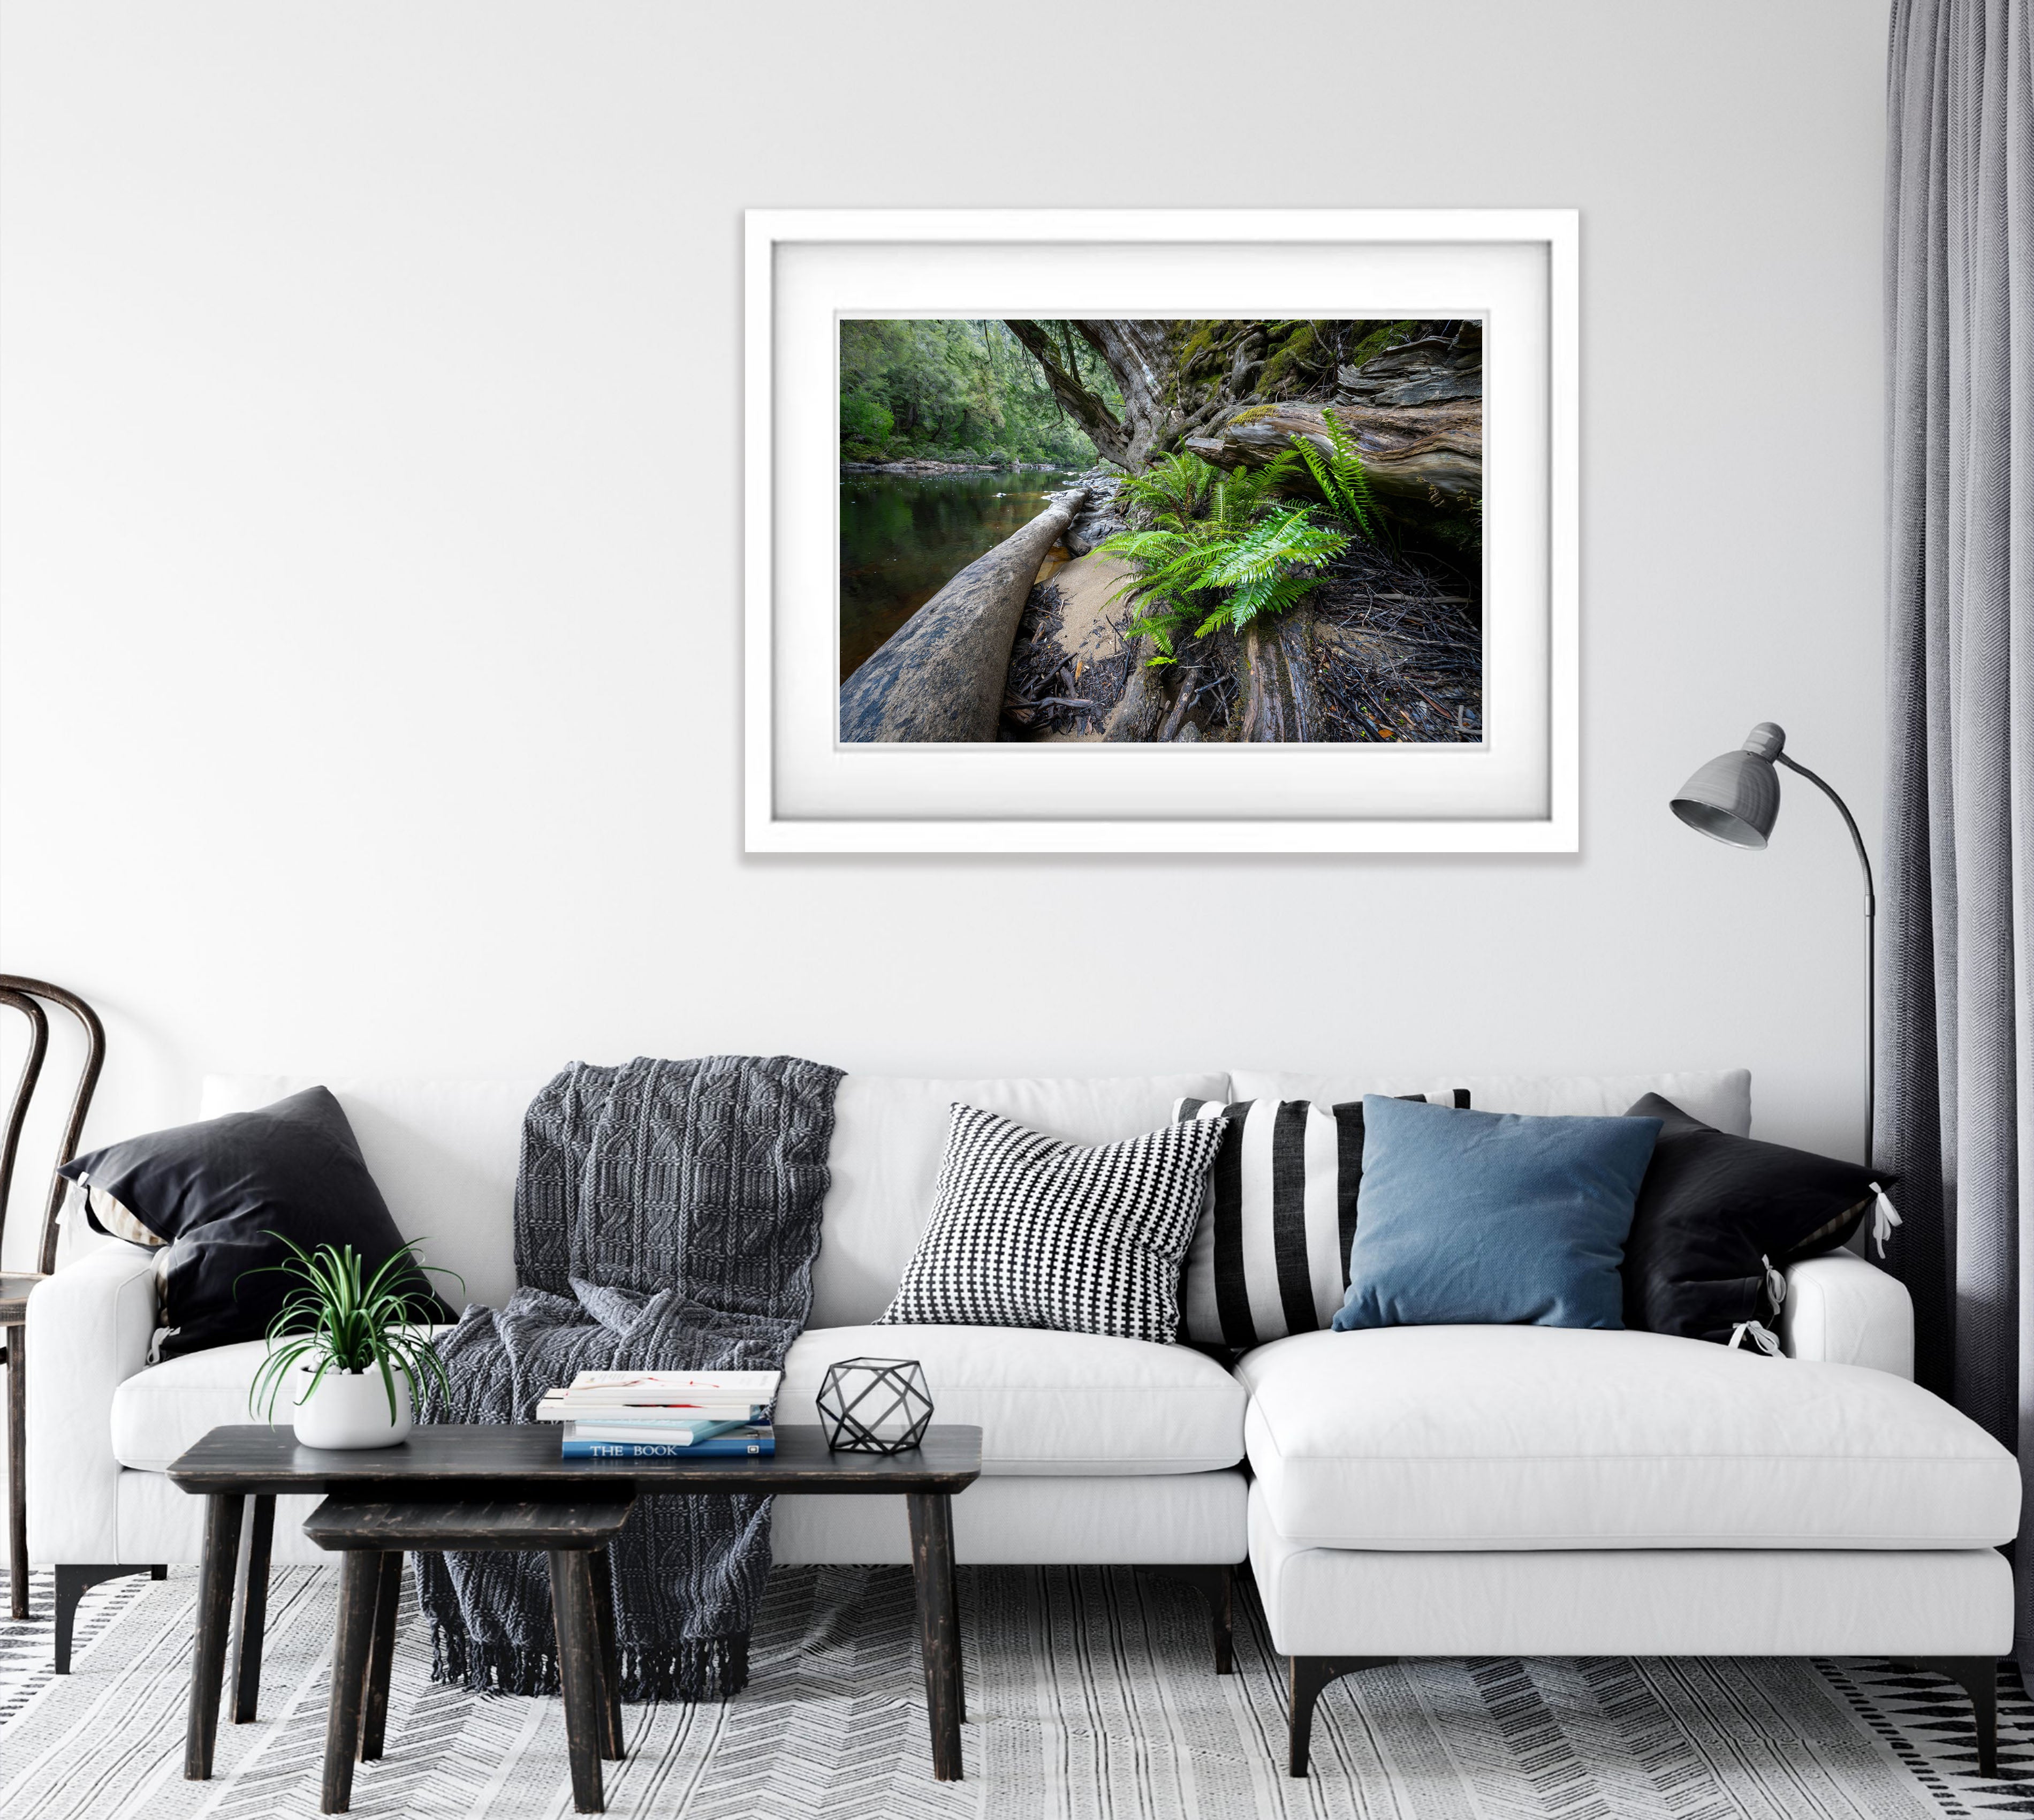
[{"left": 745, "top": 209, "right": 1577, "bottom": 854}]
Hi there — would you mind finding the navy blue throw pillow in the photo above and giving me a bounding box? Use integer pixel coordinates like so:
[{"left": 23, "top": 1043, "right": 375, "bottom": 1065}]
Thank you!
[
  {"left": 59, "top": 1087, "right": 452, "bottom": 1359},
  {"left": 1332, "top": 1095, "right": 1663, "bottom": 1332}
]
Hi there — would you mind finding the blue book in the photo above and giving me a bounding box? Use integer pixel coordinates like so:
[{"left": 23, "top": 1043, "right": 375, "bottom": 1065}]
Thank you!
[{"left": 560, "top": 1435, "right": 775, "bottom": 1459}]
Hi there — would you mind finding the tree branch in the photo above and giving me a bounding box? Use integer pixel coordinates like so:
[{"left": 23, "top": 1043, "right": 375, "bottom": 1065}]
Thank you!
[{"left": 1003, "top": 320, "right": 1128, "bottom": 462}]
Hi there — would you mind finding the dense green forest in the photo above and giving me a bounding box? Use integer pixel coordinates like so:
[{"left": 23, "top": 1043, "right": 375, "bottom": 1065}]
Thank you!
[{"left": 839, "top": 320, "right": 1120, "bottom": 466}]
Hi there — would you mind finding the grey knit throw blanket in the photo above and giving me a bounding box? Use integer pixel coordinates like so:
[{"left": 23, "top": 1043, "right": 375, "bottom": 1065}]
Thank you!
[{"left": 416, "top": 1054, "right": 841, "bottom": 1701}]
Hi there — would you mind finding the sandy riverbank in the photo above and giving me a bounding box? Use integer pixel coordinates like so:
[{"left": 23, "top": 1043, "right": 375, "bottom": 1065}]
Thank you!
[{"left": 1011, "top": 548, "right": 1140, "bottom": 742}]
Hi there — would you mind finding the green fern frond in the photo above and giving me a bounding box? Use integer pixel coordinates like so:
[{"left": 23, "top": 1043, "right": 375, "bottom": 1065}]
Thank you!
[
  {"left": 1096, "top": 528, "right": 1190, "bottom": 565},
  {"left": 1199, "top": 506, "right": 1348, "bottom": 590},
  {"left": 1114, "top": 450, "right": 1217, "bottom": 522},
  {"left": 1288, "top": 414, "right": 1381, "bottom": 542},
  {"left": 1224, "top": 571, "right": 1321, "bottom": 630},
  {"left": 1319, "top": 410, "right": 1380, "bottom": 536},
  {"left": 1104, "top": 450, "right": 1350, "bottom": 657}
]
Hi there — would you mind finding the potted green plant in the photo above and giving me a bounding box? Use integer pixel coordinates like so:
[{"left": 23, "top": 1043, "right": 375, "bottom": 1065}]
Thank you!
[{"left": 244, "top": 1237, "right": 462, "bottom": 1450}]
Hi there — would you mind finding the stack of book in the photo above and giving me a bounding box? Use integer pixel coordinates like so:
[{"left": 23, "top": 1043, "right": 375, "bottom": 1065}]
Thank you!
[{"left": 537, "top": 1369, "right": 780, "bottom": 1458}]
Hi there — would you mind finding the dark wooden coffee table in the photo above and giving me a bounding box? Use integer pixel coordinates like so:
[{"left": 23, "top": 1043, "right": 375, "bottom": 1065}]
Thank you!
[{"left": 167, "top": 1423, "right": 983, "bottom": 1795}]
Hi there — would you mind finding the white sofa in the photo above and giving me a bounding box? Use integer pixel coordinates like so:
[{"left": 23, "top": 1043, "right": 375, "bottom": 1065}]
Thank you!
[{"left": 24, "top": 1065, "right": 2017, "bottom": 1775}]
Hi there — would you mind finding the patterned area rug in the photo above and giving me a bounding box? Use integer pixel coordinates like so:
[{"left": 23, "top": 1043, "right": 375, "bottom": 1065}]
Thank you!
[{"left": 2, "top": 1563, "right": 2029, "bottom": 1818}]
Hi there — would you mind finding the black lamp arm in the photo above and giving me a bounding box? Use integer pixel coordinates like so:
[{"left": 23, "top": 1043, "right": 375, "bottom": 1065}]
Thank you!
[
  {"left": 1774, "top": 752, "right": 1877, "bottom": 1170},
  {"left": 1774, "top": 753, "right": 1876, "bottom": 908}
]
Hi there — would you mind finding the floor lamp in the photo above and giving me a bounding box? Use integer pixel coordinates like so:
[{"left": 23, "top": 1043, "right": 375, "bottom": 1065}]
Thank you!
[{"left": 1669, "top": 721, "right": 1877, "bottom": 1169}]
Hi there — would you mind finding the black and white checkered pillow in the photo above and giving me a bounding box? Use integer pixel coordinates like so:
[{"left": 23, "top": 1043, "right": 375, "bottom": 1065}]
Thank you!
[
  {"left": 876, "top": 1103, "right": 1230, "bottom": 1342},
  {"left": 1173, "top": 1090, "right": 1470, "bottom": 1349}
]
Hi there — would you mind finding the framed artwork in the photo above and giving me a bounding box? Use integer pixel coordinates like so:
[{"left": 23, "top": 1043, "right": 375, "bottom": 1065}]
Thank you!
[{"left": 744, "top": 209, "right": 1576, "bottom": 853}]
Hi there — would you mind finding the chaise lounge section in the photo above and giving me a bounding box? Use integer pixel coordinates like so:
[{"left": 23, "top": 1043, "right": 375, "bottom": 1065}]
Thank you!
[{"left": 1243, "top": 1276, "right": 2018, "bottom": 1773}]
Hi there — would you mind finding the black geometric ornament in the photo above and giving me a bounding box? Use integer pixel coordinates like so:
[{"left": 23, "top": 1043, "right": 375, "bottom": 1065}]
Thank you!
[{"left": 816, "top": 1356, "right": 934, "bottom": 1455}]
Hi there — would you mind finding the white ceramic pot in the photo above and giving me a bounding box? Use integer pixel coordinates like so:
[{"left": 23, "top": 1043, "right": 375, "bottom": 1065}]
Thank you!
[{"left": 290, "top": 1361, "right": 414, "bottom": 1450}]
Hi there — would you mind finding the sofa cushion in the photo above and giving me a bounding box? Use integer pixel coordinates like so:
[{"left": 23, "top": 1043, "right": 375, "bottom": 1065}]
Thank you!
[
  {"left": 1229, "top": 1070, "right": 1752, "bottom": 1136},
  {"left": 112, "top": 1338, "right": 282, "bottom": 1471},
  {"left": 780, "top": 1325, "right": 1245, "bottom": 1475},
  {"left": 112, "top": 1321, "right": 1248, "bottom": 1478},
  {"left": 1239, "top": 1326, "right": 2020, "bottom": 1549}
]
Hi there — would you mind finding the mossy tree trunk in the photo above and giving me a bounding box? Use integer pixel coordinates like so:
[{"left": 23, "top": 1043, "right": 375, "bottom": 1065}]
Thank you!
[{"left": 1004, "top": 320, "right": 1482, "bottom": 544}]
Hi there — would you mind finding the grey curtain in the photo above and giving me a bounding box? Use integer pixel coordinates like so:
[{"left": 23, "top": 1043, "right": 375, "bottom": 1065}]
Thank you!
[{"left": 1881, "top": 0, "right": 2033, "bottom": 1649}]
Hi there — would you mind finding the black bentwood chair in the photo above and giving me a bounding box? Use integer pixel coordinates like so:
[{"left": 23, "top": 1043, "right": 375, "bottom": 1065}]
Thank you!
[{"left": 0, "top": 976, "right": 107, "bottom": 1622}]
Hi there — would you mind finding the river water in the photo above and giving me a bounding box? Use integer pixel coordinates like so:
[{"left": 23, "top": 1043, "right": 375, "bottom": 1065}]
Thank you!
[{"left": 839, "top": 467, "right": 1086, "bottom": 682}]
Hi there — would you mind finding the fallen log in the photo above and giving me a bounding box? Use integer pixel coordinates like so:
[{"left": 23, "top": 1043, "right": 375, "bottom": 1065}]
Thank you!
[
  {"left": 1185, "top": 399, "right": 1480, "bottom": 505},
  {"left": 840, "top": 488, "right": 1089, "bottom": 742}
]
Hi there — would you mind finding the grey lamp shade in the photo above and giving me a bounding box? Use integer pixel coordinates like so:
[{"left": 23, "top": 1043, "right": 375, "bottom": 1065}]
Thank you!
[{"left": 1670, "top": 722, "right": 1785, "bottom": 848}]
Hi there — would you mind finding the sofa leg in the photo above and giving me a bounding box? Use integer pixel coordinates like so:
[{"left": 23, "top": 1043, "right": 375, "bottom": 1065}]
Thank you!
[
  {"left": 54, "top": 1564, "right": 157, "bottom": 1673},
  {"left": 1135, "top": 1564, "right": 1235, "bottom": 1674},
  {"left": 1288, "top": 1655, "right": 1395, "bottom": 1777},
  {"left": 1906, "top": 1657, "right": 2000, "bottom": 1778}
]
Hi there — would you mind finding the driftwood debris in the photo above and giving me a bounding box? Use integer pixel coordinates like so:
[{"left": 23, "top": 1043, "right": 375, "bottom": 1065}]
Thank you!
[
  {"left": 1000, "top": 579, "right": 1134, "bottom": 739},
  {"left": 840, "top": 487, "right": 1089, "bottom": 742},
  {"left": 1101, "top": 659, "right": 1165, "bottom": 740},
  {"left": 1306, "top": 577, "right": 1484, "bottom": 742},
  {"left": 1155, "top": 669, "right": 1201, "bottom": 743}
]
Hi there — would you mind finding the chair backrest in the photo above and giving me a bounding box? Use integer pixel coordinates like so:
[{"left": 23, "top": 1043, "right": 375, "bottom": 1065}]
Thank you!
[{"left": 0, "top": 976, "right": 105, "bottom": 1276}]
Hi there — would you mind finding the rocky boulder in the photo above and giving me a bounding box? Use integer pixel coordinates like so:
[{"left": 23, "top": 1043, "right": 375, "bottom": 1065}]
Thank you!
[{"left": 1060, "top": 470, "right": 1127, "bottom": 556}]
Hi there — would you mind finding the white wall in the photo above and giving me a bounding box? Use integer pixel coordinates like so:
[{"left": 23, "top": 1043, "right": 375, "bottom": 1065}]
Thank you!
[{"left": 0, "top": 0, "right": 1889, "bottom": 1261}]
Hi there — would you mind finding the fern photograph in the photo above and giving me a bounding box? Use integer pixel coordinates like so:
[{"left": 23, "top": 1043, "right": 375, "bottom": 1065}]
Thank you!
[{"left": 837, "top": 318, "right": 1483, "bottom": 745}]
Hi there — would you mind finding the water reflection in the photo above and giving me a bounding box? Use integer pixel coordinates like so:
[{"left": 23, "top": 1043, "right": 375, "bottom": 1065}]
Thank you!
[{"left": 839, "top": 468, "right": 1083, "bottom": 682}]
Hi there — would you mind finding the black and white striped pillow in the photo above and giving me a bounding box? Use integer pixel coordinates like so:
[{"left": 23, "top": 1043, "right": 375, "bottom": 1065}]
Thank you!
[
  {"left": 877, "top": 1102, "right": 1230, "bottom": 1343},
  {"left": 1173, "top": 1092, "right": 1470, "bottom": 1349}
]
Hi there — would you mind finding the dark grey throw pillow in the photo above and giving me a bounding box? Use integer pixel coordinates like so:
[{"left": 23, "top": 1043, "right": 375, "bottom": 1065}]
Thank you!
[
  {"left": 1620, "top": 1092, "right": 1891, "bottom": 1349},
  {"left": 59, "top": 1087, "right": 452, "bottom": 1359}
]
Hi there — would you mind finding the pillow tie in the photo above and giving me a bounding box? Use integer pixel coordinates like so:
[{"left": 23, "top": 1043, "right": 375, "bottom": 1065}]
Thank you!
[
  {"left": 1762, "top": 1254, "right": 1788, "bottom": 1312},
  {"left": 1869, "top": 1182, "right": 1902, "bottom": 1258},
  {"left": 1729, "top": 1321, "right": 1784, "bottom": 1356}
]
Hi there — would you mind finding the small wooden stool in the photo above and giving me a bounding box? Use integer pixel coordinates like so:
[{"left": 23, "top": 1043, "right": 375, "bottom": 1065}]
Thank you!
[{"left": 302, "top": 1495, "right": 632, "bottom": 1815}]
